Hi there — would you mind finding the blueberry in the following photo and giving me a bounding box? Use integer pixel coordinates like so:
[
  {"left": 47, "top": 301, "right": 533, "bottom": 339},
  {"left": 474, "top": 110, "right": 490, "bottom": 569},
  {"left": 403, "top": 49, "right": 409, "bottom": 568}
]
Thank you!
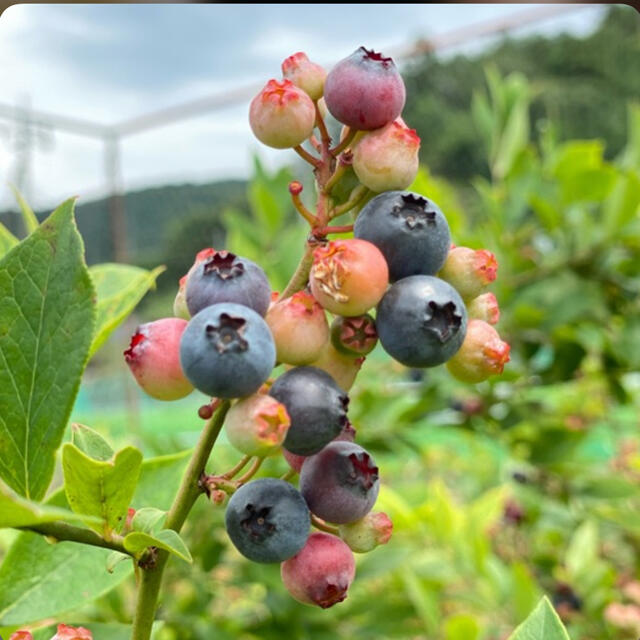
[
  {"left": 269, "top": 366, "right": 349, "bottom": 456},
  {"left": 180, "top": 303, "right": 275, "bottom": 398},
  {"left": 376, "top": 275, "right": 467, "bottom": 368},
  {"left": 354, "top": 191, "right": 451, "bottom": 282},
  {"left": 185, "top": 250, "right": 271, "bottom": 317},
  {"left": 299, "top": 441, "right": 379, "bottom": 524},
  {"left": 225, "top": 478, "right": 310, "bottom": 563}
]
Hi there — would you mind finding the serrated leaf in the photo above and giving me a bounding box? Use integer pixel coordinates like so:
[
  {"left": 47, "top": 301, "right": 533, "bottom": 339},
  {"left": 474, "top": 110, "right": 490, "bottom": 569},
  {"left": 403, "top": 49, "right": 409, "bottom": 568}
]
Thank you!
[
  {"left": 508, "top": 597, "right": 571, "bottom": 640},
  {"left": 124, "top": 529, "right": 192, "bottom": 563},
  {"left": 89, "top": 263, "right": 164, "bottom": 357},
  {"left": 70, "top": 423, "right": 114, "bottom": 462},
  {"left": 63, "top": 444, "right": 142, "bottom": 536},
  {"left": 0, "top": 198, "right": 95, "bottom": 500},
  {"left": 131, "top": 507, "right": 166, "bottom": 534},
  {"left": 9, "top": 184, "right": 39, "bottom": 234},
  {"left": 0, "top": 222, "right": 18, "bottom": 257},
  {"left": 0, "top": 480, "right": 100, "bottom": 529},
  {"left": 0, "top": 450, "right": 190, "bottom": 625}
]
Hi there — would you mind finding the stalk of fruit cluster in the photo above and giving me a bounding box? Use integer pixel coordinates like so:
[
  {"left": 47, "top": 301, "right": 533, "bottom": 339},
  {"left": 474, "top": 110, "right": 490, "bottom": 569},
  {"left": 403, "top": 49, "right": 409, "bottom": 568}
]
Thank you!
[{"left": 131, "top": 400, "right": 230, "bottom": 640}]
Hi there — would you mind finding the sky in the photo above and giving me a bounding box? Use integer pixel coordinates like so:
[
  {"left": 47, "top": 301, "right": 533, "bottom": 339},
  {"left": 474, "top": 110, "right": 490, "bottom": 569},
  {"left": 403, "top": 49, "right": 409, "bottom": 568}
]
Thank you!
[{"left": 0, "top": 3, "right": 607, "bottom": 210}]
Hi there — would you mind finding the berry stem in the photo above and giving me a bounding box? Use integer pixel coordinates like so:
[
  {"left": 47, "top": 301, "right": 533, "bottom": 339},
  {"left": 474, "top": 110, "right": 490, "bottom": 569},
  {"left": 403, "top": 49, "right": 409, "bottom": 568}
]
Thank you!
[
  {"left": 323, "top": 157, "right": 351, "bottom": 195},
  {"left": 315, "top": 224, "right": 354, "bottom": 236},
  {"left": 280, "top": 468, "right": 297, "bottom": 481},
  {"left": 221, "top": 454, "right": 252, "bottom": 479},
  {"left": 310, "top": 514, "right": 339, "bottom": 535},
  {"left": 236, "top": 456, "right": 264, "bottom": 485},
  {"left": 131, "top": 400, "right": 230, "bottom": 640},
  {"left": 315, "top": 102, "right": 332, "bottom": 149},
  {"left": 280, "top": 244, "right": 314, "bottom": 300},
  {"left": 331, "top": 184, "right": 369, "bottom": 219},
  {"left": 329, "top": 127, "right": 357, "bottom": 156},
  {"left": 289, "top": 187, "right": 318, "bottom": 227},
  {"left": 309, "top": 133, "right": 322, "bottom": 152},
  {"left": 293, "top": 144, "right": 322, "bottom": 168}
]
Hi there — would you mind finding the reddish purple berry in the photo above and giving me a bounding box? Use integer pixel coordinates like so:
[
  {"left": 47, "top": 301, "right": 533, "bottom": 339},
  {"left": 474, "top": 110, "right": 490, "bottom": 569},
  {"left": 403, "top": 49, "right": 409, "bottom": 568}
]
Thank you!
[
  {"left": 338, "top": 511, "right": 393, "bottom": 553},
  {"left": 324, "top": 47, "right": 405, "bottom": 130},
  {"left": 331, "top": 314, "right": 378, "bottom": 357},
  {"left": 300, "top": 441, "right": 380, "bottom": 524},
  {"left": 124, "top": 318, "right": 193, "bottom": 401},
  {"left": 281, "top": 532, "right": 355, "bottom": 608},
  {"left": 446, "top": 319, "right": 510, "bottom": 383},
  {"left": 467, "top": 292, "right": 500, "bottom": 325},
  {"left": 282, "top": 52, "right": 327, "bottom": 101},
  {"left": 310, "top": 238, "right": 388, "bottom": 317},
  {"left": 249, "top": 79, "right": 316, "bottom": 149},
  {"left": 266, "top": 290, "right": 329, "bottom": 365},
  {"left": 352, "top": 120, "right": 420, "bottom": 192},
  {"left": 439, "top": 246, "right": 498, "bottom": 301}
]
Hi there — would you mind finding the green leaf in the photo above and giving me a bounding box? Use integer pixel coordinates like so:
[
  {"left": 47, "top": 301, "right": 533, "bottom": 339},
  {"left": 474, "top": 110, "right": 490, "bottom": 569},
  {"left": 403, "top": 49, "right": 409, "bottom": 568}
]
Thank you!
[
  {"left": 0, "top": 198, "right": 95, "bottom": 500},
  {"left": 0, "top": 451, "right": 190, "bottom": 625},
  {"left": 444, "top": 614, "right": 480, "bottom": 640},
  {"left": 9, "top": 184, "right": 39, "bottom": 234},
  {"left": 0, "top": 480, "right": 100, "bottom": 529},
  {"left": 130, "top": 507, "right": 166, "bottom": 534},
  {"left": 89, "top": 263, "right": 164, "bottom": 357},
  {"left": 62, "top": 444, "right": 142, "bottom": 536},
  {"left": 0, "top": 223, "right": 18, "bottom": 258},
  {"left": 70, "top": 423, "right": 114, "bottom": 462},
  {"left": 565, "top": 520, "right": 598, "bottom": 581},
  {"left": 124, "top": 529, "right": 192, "bottom": 563},
  {"left": 508, "top": 597, "right": 571, "bottom": 640}
]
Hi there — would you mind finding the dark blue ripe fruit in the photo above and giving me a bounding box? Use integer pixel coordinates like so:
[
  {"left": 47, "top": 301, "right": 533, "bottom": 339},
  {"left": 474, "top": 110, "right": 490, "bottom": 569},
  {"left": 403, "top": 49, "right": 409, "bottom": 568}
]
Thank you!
[
  {"left": 354, "top": 191, "right": 451, "bottom": 282},
  {"left": 300, "top": 441, "right": 379, "bottom": 524},
  {"left": 180, "top": 302, "right": 275, "bottom": 398},
  {"left": 376, "top": 275, "right": 467, "bottom": 367},
  {"left": 269, "top": 366, "right": 349, "bottom": 456},
  {"left": 185, "top": 250, "right": 271, "bottom": 317},
  {"left": 225, "top": 478, "right": 310, "bottom": 563}
]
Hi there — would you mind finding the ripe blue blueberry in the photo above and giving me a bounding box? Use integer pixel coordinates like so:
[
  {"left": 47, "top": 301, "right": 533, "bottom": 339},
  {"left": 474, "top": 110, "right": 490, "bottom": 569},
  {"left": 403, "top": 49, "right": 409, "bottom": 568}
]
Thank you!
[
  {"left": 180, "top": 302, "right": 275, "bottom": 398},
  {"left": 269, "top": 366, "right": 349, "bottom": 456},
  {"left": 185, "top": 250, "right": 271, "bottom": 317},
  {"left": 354, "top": 191, "right": 451, "bottom": 282},
  {"left": 376, "top": 275, "right": 467, "bottom": 367},
  {"left": 299, "top": 441, "right": 380, "bottom": 524},
  {"left": 225, "top": 478, "right": 310, "bottom": 563}
]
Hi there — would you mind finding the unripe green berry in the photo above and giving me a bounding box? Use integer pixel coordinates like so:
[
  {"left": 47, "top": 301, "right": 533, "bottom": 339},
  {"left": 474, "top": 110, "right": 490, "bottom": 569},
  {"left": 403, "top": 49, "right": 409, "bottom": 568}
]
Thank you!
[
  {"left": 338, "top": 511, "right": 393, "bottom": 553},
  {"left": 439, "top": 246, "right": 498, "bottom": 301}
]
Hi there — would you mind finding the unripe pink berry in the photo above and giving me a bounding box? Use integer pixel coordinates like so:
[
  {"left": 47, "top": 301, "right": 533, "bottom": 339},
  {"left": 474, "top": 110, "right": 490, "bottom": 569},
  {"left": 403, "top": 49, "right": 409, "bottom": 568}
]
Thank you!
[
  {"left": 446, "top": 319, "right": 510, "bottom": 383},
  {"left": 324, "top": 47, "right": 405, "bottom": 130},
  {"left": 281, "top": 532, "right": 356, "bottom": 608},
  {"left": 124, "top": 318, "right": 193, "bottom": 401},
  {"left": 439, "top": 246, "right": 498, "bottom": 300},
  {"left": 310, "top": 238, "right": 388, "bottom": 317},
  {"left": 51, "top": 625, "right": 92, "bottom": 640},
  {"left": 225, "top": 393, "right": 290, "bottom": 457},
  {"left": 310, "top": 342, "right": 365, "bottom": 391},
  {"left": 282, "top": 52, "right": 327, "bottom": 101},
  {"left": 249, "top": 79, "right": 316, "bottom": 149},
  {"left": 266, "top": 290, "right": 329, "bottom": 365},
  {"left": 352, "top": 120, "right": 420, "bottom": 192},
  {"left": 10, "top": 632, "right": 33, "bottom": 640},
  {"left": 331, "top": 314, "right": 377, "bottom": 357},
  {"left": 467, "top": 292, "right": 500, "bottom": 325},
  {"left": 338, "top": 511, "right": 393, "bottom": 553}
]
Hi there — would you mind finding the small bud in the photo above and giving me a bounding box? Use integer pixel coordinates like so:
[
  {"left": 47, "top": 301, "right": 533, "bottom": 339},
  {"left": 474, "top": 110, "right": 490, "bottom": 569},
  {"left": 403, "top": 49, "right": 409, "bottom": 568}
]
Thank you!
[
  {"left": 225, "top": 393, "right": 290, "bottom": 457},
  {"left": 289, "top": 181, "right": 303, "bottom": 196},
  {"left": 352, "top": 120, "right": 420, "bottom": 192},
  {"left": 310, "top": 238, "right": 388, "bottom": 317},
  {"left": 467, "top": 292, "right": 500, "bottom": 325},
  {"left": 124, "top": 318, "right": 194, "bottom": 401},
  {"left": 249, "top": 79, "right": 316, "bottom": 149},
  {"left": 310, "top": 341, "right": 365, "bottom": 391},
  {"left": 338, "top": 511, "right": 393, "bottom": 553},
  {"left": 446, "top": 319, "right": 510, "bottom": 383},
  {"left": 281, "top": 533, "right": 356, "bottom": 608},
  {"left": 51, "top": 625, "right": 93, "bottom": 640},
  {"left": 439, "top": 246, "right": 498, "bottom": 300},
  {"left": 282, "top": 52, "right": 327, "bottom": 101},
  {"left": 331, "top": 314, "right": 378, "bottom": 356},
  {"left": 210, "top": 489, "right": 227, "bottom": 505},
  {"left": 266, "top": 290, "right": 329, "bottom": 366}
]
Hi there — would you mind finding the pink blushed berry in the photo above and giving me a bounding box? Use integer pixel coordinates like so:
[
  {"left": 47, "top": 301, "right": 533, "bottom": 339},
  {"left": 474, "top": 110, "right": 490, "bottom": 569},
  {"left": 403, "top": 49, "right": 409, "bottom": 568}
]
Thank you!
[
  {"left": 124, "top": 318, "right": 193, "bottom": 401},
  {"left": 282, "top": 52, "right": 327, "bottom": 101},
  {"left": 266, "top": 290, "right": 329, "bottom": 365},
  {"left": 352, "top": 120, "right": 420, "bottom": 192},
  {"left": 446, "top": 319, "right": 510, "bottom": 383},
  {"left": 9, "top": 632, "right": 33, "bottom": 640},
  {"left": 281, "top": 532, "right": 356, "bottom": 608},
  {"left": 310, "top": 238, "right": 388, "bottom": 317},
  {"left": 51, "top": 625, "right": 93, "bottom": 640},
  {"left": 249, "top": 79, "right": 316, "bottom": 149},
  {"left": 439, "top": 246, "right": 498, "bottom": 301},
  {"left": 339, "top": 511, "right": 393, "bottom": 553},
  {"left": 467, "top": 292, "right": 500, "bottom": 325}
]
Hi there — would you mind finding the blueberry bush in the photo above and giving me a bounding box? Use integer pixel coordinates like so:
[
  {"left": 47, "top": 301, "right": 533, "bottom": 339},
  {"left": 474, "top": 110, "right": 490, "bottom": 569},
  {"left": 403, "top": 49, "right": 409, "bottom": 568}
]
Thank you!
[{"left": 2, "top": 47, "right": 637, "bottom": 640}]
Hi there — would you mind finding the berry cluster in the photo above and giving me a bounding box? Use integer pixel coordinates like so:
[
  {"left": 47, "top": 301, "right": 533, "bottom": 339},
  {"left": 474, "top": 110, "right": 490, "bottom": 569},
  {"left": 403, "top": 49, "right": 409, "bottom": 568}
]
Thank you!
[
  {"left": 124, "top": 46, "right": 509, "bottom": 609},
  {"left": 10, "top": 624, "right": 92, "bottom": 640}
]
